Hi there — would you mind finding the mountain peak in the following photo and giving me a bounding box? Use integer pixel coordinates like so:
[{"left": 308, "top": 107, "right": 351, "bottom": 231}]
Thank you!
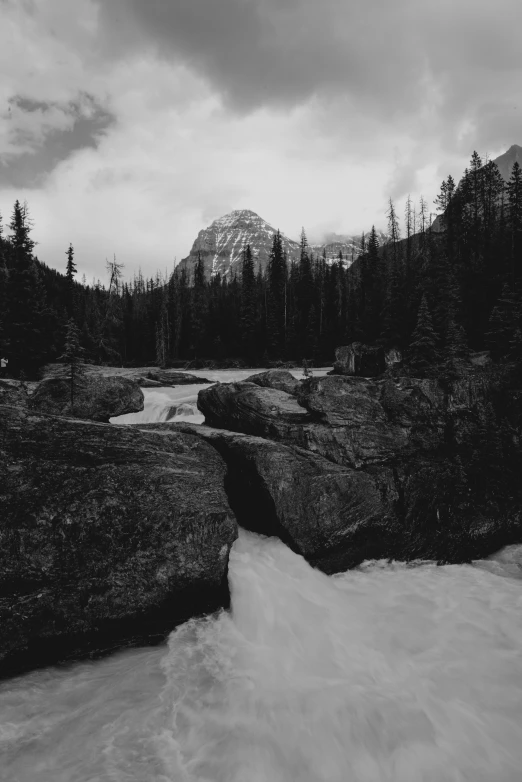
[
  {"left": 177, "top": 209, "right": 373, "bottom": 280},
  {"left": 493, "top": 144, "right": 522, "bottom": 181},
  {"left": 178, "top": 210, "right": 299, "bottom": 280},
  {"left": 219, "top": 209, "right": 261, "bottom": 219}
]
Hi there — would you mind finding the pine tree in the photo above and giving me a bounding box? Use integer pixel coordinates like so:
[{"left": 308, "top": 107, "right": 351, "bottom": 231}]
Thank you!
[
  {"left": 0, "top": 211, "right": 8, "bottom": 360},
  {"left": 404, "top": 195, "right": 413, "bottom": 271},
  {"left": 65, "top": 243, "right": 77, "bottom": 317},
  {"left": 361, "top": 225, "right": 380, "bottom": 340},
  {"left": 155, "top": 285, "right": 169, "bottom": 367},
  {"left": 378, "top": 253, "right": 404, "bottom": 349},
  {"left": 445, "top": 316, "right": 469, "bottom": 361},
  {"left": 266, "top": 231, "right": 287, "bottom": 355},
  {"left": 485, "top": 306, "right": 506, "bottom": 361},
  {"left": 58, "top": 318, "right": 86, "bottom": 413},
  {"left": 7, "top": 200, "right": 52, "bottom": 376},
  {"left": 509, "top": 327, "right": 522, "bottom": 365},
  {"left": 241, "top": 244, "right": 257, "bottom": 360},
  {"left": 507, "top": 161, "right": 522, "bottom": 286},
  {"left": 298, "top": 229, "right": 314, "bottom": 346},
  {"left": 442, "top": 315, "right": 469, "bottom": 381},
  {"left": 485, "top": 284, "right": 522, "bottom": 361},
  {"left": 306, "top": 303, "right": 318, "bottom": 360},
  {"left": 94, "top": 256, "right": 124, "bottom": 363},
  {"left": 191, "top": 251, "right": 207, "bottom": 358},
  {"left": 387, "top": 198, "right": 402, "bottom": 266},
  {"left": 408, "top": 294, "right": 439, "bottom": 375}
]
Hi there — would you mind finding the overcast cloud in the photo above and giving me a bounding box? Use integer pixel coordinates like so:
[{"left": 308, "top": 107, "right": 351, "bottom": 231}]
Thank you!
[{"left": 0, "top": 0, "right": 520, "bottom": 281}]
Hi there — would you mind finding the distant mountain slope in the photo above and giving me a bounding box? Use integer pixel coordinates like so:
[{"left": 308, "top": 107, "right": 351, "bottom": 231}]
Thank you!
[
  {"left": 432, "top": 144, "right": 522, "bottom": 232},
  {"left": 491, "top": 144, "right": 522, "bottom": 182},
  {"left": 176, "top": 210, "right": 300, "bottom": 281},
  {"left": 177, "top": 209, "right": 386, "bottom": 280}
]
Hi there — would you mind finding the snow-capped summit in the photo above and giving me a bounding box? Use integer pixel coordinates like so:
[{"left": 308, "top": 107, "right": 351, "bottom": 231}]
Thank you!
[
  {"left": 177, "top": 210, "right": 300, "bottom": 280},
  {"left": 177, "top": 209, "right": 382, "bottom": 280}
]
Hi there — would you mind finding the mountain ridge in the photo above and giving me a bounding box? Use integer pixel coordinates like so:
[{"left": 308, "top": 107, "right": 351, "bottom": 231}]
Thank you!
[
  {"left": 176, "top": 209, "right": 386, "bottom": 280},
  {"left": 432, "top": 144, "right": 521, "bottom": 233}
]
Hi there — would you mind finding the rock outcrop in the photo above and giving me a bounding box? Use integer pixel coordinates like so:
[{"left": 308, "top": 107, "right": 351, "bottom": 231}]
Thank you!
[
  {"left": 41, "top": 364, "right": 211, "bottom": 387},
  {"left": 0, "top": 378, "right": 29, "bottom": 407},
  {"left": 0, "top": 405, "right": 237, "bottom": 677},
  {"left": 138, "top": 369, "right": 211, "bottom": 386},
  {"left": 198, "top": 376, "right": 409, "bottom": 469},
  {"left": 245, "top": 368, "right": 299, "bottom": 396},
  {"left": 140, "top": 422, "right": 400, "bottom": 574},
  {"left": 192, "top": 367, "right": 522, "bottom": 569},
  {"left": 28, "top": 373, "right": 144, "bottom": 422},
  {"left": 333, "top": 342, "right": 386, "bottom": 377}
]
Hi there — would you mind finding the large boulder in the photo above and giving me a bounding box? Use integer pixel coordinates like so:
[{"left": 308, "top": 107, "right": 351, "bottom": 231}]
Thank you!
[
  {"left": 140, "top": 369, "right": 212, "bottom": 386},
  {"left": 199, "top": 374, "right": 490, "bottom": 469},
  {"left": 245, "top": 369, "right": 299, "bottom": 395},
  {"left": 139, "top": 422, "right": 401, "bottom": 574},
  {"left": 0, "top": 405, "right": 237, "bottom": 677},
  {"left": 199, "top": 381, "right": 314, "bottom": 442},
  {"left": 0, "top": 378, "right": 28, "bottom": 407},
  {"left": 195, "top": 369, "right": 522, "bottom": 567},
  {"left": 333, "top": 342, "right": 386, "bottom": 377},
  {"left": 142, "top": 420, "right": 521, "bottom": 574},
  {"left": 199, "top": 377, "right": 408, "bottom": 468},
  {"left": 28, "top": 373, "right": 144, "bottom": 422},
  {"left": 40, "top": 363, "right": 211, "bottom": 387}
]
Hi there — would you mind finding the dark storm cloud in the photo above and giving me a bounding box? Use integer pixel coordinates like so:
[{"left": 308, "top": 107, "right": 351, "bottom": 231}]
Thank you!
[
  {"left": 98, "top": 0, "right": 425, "bottom": 113},
  {"left": 98, "top": 0, "right": 522, "bottom": 151},
  {"left": 0, "top": 95, "right": 115, "bottom": 188}
]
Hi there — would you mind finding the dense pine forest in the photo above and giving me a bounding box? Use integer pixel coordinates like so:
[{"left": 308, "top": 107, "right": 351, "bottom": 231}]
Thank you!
[{"left": 1, "top": 150, "right": 522, "bottom": 379}]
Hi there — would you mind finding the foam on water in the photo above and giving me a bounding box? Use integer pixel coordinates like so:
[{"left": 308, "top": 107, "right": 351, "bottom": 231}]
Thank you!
[
  {"left": 1, "top": 531, "right": 522, "bottom": 781},
  {"left": 110, "top": 368, "right": 333, "bottom": 426},
  {"left": 111, "top": 386, "right": 209, "bottom": 425}
]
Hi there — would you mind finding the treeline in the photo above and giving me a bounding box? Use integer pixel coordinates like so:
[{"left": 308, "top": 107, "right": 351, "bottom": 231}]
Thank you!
[{"left": 0, "top": 150, "right": 521, "bottom": 378}]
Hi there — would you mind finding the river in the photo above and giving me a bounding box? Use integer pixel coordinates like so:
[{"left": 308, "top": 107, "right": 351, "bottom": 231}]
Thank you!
[
  {"left": 110, "top": 367, "right": 333, "bottom": 425},
  {"left": 1, "top": 530, "right": 522, "bottom": 781},
  {"left": 3, "top": 368, "right": 522, "bottom": 780}
]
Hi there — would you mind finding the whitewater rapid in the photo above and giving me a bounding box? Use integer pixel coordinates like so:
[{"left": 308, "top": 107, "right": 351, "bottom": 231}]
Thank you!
[
  {"left": 2, "top": 530, "right": 522, "bottom": 781},
  {"left": 110, "top": 367, "right": 333, "bottom": 425}
]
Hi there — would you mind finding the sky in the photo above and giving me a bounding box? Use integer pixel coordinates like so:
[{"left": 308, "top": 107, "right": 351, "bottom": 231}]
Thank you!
[{"left": 0, "top": 0, "right": 521, "bottom": 283}]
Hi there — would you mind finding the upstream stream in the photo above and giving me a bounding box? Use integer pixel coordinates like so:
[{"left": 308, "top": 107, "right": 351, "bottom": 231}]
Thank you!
[
  {"left": 110, "top": 367, "right": 332, "bottom": 426},
  {"left": 2, "top": 370, "right": 522, "bottom": 780}
]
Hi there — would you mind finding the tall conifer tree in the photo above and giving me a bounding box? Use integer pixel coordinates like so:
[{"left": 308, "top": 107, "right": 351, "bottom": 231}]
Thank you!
[
  {"left": 408, "top": 294, "right": 439, "bottom": 375},
  {"left": 241, "top": 244, "right": 257, "bottom": 359},
  {"left": 65, "top": 243, "right": 77, "bottom": 317}
]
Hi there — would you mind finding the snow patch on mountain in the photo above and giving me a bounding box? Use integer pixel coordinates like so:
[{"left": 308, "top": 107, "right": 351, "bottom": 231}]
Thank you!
[{"left": 177, "top": 209, "right": 386, "bottom": 280}]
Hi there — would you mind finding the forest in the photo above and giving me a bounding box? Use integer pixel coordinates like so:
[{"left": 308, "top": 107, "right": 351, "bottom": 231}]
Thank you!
[{"left": 1, "top": 150, "right": 522, "bottom": 379}]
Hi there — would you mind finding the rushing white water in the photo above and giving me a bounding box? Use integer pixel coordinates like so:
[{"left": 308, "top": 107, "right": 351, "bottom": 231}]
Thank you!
[
  {"left": 2, "top": 531, "right": 522, "bottom": 781},
  {"left": 111, "top": 367, "right": 333, "bottom": 426}
]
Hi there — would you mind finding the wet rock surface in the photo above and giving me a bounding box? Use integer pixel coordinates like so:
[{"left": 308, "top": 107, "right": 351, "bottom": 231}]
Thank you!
[
  {"left": 0, "top": 405, "right": 237, "bottom": 677},
  {"left": 41, "top": 363, "right": 211, "bottom": 387},
  {"left": 333, "top": 342, "right": 386, "bottom": 377},
  {"left": 245, "top": 369, "right": 300, "bottom": 396},
  {"left": 193, "top": 365, "right": 522, "bottom": 569},
  {"left": 138, "top": 422, "right": 401, "bottom": 574},
  {"left": 0, "top": 378, "right": 29, "bottom": 407},
  {"left": 28, "top": 373, "right": 144, "bottom": 422}
]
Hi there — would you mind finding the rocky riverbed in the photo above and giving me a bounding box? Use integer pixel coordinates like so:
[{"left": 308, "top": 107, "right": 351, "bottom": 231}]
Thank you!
[{"left": 2, "top": 354, "right": 522, "bottom": 676}]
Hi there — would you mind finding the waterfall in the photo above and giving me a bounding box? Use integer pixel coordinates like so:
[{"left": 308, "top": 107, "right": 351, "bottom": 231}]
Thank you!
[{"left": 2, "top": 530, "right": 522, "bottom": 781}]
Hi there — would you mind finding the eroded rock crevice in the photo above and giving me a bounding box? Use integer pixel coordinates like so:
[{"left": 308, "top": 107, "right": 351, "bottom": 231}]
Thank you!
[{"left": 189, "top": 366, "right": 522, "bottom": 570}]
